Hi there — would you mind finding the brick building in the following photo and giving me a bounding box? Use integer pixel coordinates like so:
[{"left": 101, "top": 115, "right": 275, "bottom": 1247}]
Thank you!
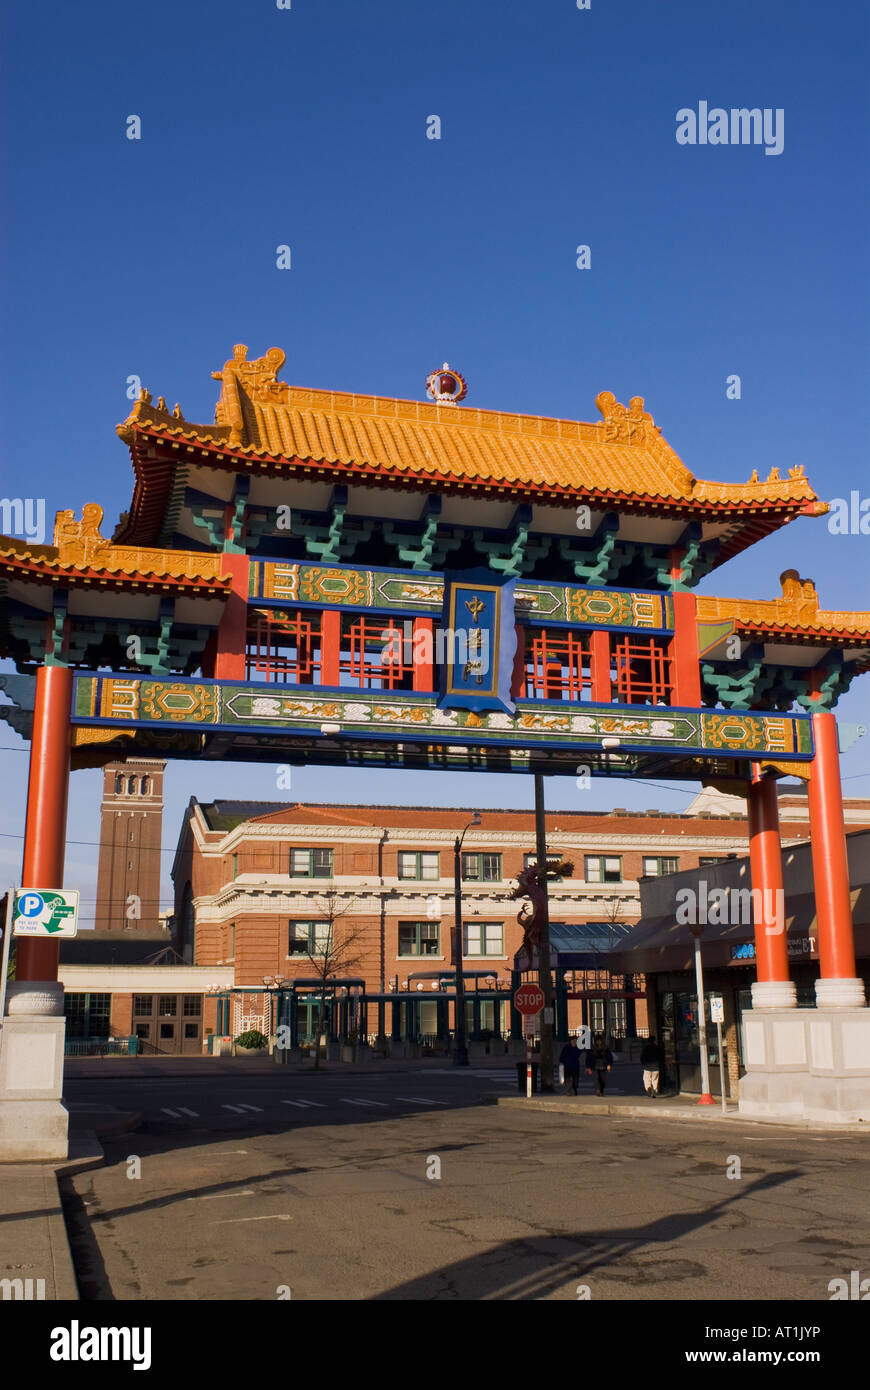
[{"left": 170, "top": 788, "right": 870, "bottom": 1046}]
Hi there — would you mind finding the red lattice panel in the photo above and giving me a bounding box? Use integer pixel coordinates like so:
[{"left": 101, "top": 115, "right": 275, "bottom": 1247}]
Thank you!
[
  {"left": 341, "top": 616, "right": 414, "bottom": 690},
  {"left": 612, "top": 635, "right": 672, "bottom": 705},
  {"left": 523, "top": 628, "right": 592, "bottom": 701},
  {"left": 246, "top": 608, "right": 320, "bottom": 685}
]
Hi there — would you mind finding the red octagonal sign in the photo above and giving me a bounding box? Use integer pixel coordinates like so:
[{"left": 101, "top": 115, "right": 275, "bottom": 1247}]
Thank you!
[{"left": 514, "top": 984, "right": 545, "bottom": 1016}]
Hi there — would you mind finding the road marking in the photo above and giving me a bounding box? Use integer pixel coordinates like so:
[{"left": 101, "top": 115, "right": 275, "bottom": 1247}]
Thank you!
[
  {"left": 192, "top": 1190, "right": 257, "bottom": 1200},
  {"left": 222, "top": 1104, "right": 246, "bottom": 1114},
  {"left": 394, "top": 1096, "right": 448, "bottom": 1106},
  {"left": 177, "top": 1107, "right": 199, "bottom": 1117},
  {"left": 236, "top": 1103, "right": 264, "bottom": 1112},
  {"left": 282, "top": 1099, "right": 326, "bottom": 1109},
  {"left": 213, "top": 1214, "right": 293, "bottom": 1224},
  {"left": 160, "top": 1108, "right": 182, "bottom": 1118},
  {"left": 339, "top": 1098, "right": 388, "bottom": 1108}
]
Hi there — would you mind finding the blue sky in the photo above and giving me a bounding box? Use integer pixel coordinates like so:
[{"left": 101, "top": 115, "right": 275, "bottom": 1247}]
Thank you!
[{"left": 1, "top": 0, "right": 869, "bottom": 921}]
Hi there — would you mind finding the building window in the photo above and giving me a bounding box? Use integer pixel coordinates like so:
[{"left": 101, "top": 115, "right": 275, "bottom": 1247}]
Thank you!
[
  {"left": 158, "top": 995, "right": 176, "bottom": 1018},
  {"left": 140, "top": 777, "right": 149, "bottom": 795},
  {"left": 522, "top": 627, "right": 593, "bottom": 701},
  {"left": 63, "top": 993, "right": 111, "bottom": 1040},
  {"left": 398, "top": 921, "right": 439, "bottom": 957},
  {"left": 229, "top": 923, "right": 235, "bottom": 959},
  {"left": 246, "top": 607, "right": 322, "bottom": 686},
  {"left": 288, "top": 921, "right": 331, "bottom": 956},
  {"left": 612, "top": 635, "right": 672, "bottom": 705},
  {"left": 160, "top": 1023, "right": 175, "bottom": 1040},
  {"left": 463, "top": 922, "right": 504, "bottom": 956},
  {"left": 642, "top": 856, "right": 679, "bottom": 877},
  {"left": 523, "top": 852, "right": 564, "bottom": 880},
  {"left": 182, "top": 995, "right": 201, "bottom": 1016},
  {"left": 115, "top": 774, "right": 124, "bottom": 794},
  {"left": 585, "top": 855, "right": 622, "bottom": 884},
  {"left": 232, "top": 853, "right": 238, "bottom": 879},
  {"left": 289, "top": 847, "right": 333, "bottom": 878},
  {"left": 133, "top": 995, "right": 153, "bottom": 1016},
  {"left": 184, "top": 1023, "right": 199, "bottom": 1039},
  {"left": 461, "top": 852, "right": 501, "bottom": 882},
  {"left": 397, "top": 851, "right": 440, "bottom": 881},
  {"left": 699, "top": 855, "right": 735, "bottom": 866}
]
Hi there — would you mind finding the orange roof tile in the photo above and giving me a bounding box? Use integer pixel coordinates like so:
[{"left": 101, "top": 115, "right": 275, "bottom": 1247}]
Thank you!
[
  {"left": 697, "top": 571, "right": 870, "bottom": 641},
  {"left": 0, "top": 505, "right": 231, "bottom": 594},
  {"left": 117, "top": 345, "right": 825, "bottom": 513}
]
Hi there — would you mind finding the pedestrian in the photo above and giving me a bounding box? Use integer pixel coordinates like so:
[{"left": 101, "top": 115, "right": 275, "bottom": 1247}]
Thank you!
[
  {"left": 584, "top": 1033, "right": 613, "bottom": 1096},
  {"left": 559, "top": 1038, "right": 582, "bottom": 1095},
  {"left": 640, "top": 1035, "right": 664, "bottom": 1097}
]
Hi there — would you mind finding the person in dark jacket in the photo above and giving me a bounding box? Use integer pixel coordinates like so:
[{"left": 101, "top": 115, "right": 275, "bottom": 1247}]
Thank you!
[
  {"left": 640, "top": 1037, "right": 664, "bottom": 1096},
  {"left": 559, "top": 1039, "right": 582, "bottom": 1094},
  {"left": 584, "top": 1034, "right": 613, "bottom": 1095},
  {"left": 636, "top": 1034, "right": 664, "bottom": 1095}
]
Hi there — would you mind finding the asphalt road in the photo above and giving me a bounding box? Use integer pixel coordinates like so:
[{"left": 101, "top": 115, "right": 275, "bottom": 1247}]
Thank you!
[{"left": 62, "top": 1061, "right": 870, "bottom": 1301}]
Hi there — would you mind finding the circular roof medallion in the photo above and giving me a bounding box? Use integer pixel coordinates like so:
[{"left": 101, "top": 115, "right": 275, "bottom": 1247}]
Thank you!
[{"left": 426, "top": 362, "right": 467, "bottom": 405}]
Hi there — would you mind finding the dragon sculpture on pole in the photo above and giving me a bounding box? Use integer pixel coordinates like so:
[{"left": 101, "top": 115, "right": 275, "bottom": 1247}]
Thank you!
[{"left": 509, "top": 859, "right": 574, "bottom": 962}]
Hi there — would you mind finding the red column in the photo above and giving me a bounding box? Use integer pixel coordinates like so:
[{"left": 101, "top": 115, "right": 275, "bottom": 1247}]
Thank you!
[
  {"left": 746, "top": 766, "right": 794, "bottom": 1007},
  {"left": 214, "top": 554, "right": 250, "bottom": 680},
  {"left": 320, "top": 610, "right": 341, "bottom": 686},
  {"left": 17, "top": 664, "right": 73, "bottom": 982},
  {"left": 412, "top": 617, "right": 434, "bottom": 692},
  {"left": 510, "top": 624, "right": 526, "bottom": 699},
  {"left": 670, "top": 591, "right": 702, "bottom": 707},
  {"left": 590, "top": 631, "right": 611, "bottom": 703},
  {"left": 807, "top": 712, "right": 863, "bottom": 1005}
]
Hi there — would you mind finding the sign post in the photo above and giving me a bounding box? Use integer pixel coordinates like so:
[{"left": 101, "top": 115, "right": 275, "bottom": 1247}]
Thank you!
[
  {"left": 711, "top": 994, "right": 727, "bottom": 1113},
  {"left": 0, "top": 889, "right": 14, "bottom": 1043},
  {"left": 515, "top": 984, "right": 544, "bottom": 1097}
]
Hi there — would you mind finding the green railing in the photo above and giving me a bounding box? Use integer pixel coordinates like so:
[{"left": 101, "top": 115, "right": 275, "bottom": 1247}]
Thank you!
[{"left": 64, "top": 1036, "right": 139, "bottom": 1057}]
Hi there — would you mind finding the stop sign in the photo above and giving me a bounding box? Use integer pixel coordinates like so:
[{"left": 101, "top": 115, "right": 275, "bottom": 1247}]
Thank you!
[{"left": 514, "top": 984, "right": 545, "bottom": 1016}]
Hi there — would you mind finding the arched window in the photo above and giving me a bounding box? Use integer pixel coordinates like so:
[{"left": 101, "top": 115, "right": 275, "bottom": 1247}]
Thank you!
[
  {"left": 140, "top": 777, "right": 149, "bottom": 795},
  {"left": 115, "top": 775, "right": 124, "bottom": 794},
  {"left": 127, "top": 776, "right": 136, "bottom": 795}
]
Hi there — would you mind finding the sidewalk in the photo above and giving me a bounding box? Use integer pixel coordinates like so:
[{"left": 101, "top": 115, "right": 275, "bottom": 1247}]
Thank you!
[
  {"left": 496, "top": 1091, "right": 870, "bottom": 1131},
  {"left": 0, "top": 1101, "right": 139, "bottom": 1302}
]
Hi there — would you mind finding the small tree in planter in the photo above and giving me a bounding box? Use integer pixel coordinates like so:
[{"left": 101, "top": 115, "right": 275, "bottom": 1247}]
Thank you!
[
  {"left": 234, "top": 1029, "right": 268, "bottom": 1054},
  {"left": 297, "top": 891, "right": 365, "bottom": 1070}
]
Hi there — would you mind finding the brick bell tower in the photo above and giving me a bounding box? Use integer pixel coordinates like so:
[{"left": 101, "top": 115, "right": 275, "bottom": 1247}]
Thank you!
[{"left": 94, "top": 759, "right": 166, "bottom": 932}]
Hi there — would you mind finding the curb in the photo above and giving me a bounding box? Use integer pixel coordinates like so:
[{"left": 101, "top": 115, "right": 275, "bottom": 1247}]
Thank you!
[{"left": 496, "top": 1096, "right": 869, "bottom": 1132}]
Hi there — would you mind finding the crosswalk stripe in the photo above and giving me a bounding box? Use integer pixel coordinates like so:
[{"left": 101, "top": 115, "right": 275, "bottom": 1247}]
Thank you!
[
  {"left": 236, "top": 1103, "right": 263, "bottom": 1112},
  {"left": 222, "top": 1104, "right": 245, "bottom": 1114},
  {"left": 177, "top": 1107, "right": 199, "bottom": 1117},
  {"left": 282, "top": 1099, "right": 325, "bottom": 1109},
  {"left": 339, "top": 1098, "right": 388, "bottom": 1107},
  {"left": 394, "top": 1096, "right": 447, "bottom": 1106},
  {"left": 161, "top": 1108, "right": 181, "bottom": 1118}
]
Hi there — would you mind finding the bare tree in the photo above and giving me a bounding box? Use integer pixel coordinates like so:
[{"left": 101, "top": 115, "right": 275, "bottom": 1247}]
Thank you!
[{"left": 299, "top": 891, "right": 366, "bottom": 1069}]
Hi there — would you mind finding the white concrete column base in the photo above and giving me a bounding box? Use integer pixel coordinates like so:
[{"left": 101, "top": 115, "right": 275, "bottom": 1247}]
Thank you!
[
  {"left": 0, "top": 984, "right": 69, "bottom": 1162},
  {"left": 751, "top": 980, "right": 797, "bottom": 1010},
  {"left": 815, "top": 977, "right": 866, "bottom": 1009},
  {"left": 738, "top": 1007, "right": 870, "bottom": 1124}
]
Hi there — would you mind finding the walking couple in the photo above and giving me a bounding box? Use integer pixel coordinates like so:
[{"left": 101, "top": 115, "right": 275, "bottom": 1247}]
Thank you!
[{"left": 559, "top": 1033, "right": 614, "bottom": 1095}]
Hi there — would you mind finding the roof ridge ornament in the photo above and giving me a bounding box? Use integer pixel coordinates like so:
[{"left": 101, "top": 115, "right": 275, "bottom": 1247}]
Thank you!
[
  {"left": 595, "top": 390, "right": 659, "bottom": 443},
  {"left": 426, "top": 363, "right": 467, "bottom": 406}
]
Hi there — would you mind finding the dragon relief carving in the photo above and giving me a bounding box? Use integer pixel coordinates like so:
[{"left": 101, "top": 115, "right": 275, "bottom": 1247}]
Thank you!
[{"left": 509, "top": 859, "right": 574, "bottom": 961}]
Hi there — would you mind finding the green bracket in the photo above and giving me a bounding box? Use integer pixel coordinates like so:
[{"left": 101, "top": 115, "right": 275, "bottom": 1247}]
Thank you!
[
  {"left": 46, "top": 592, "right": 69, "bottom": 666},
  {"left": 292, "top": 486, "right": 373, "bottom": 562},
  {"left": 472, "top": 505, "right": 551, "bottom": 577},
  {"left": 383, "top": 497, "right": 463, "bottom": 571},
  {"left": 701, "top": 648, "right": 776, "bottom": 709},
  {"left": 223, "top": 478, "right": 250, "bottom": 554},
  {"left": 794, "top": 654, "right": 856, "bottom": 713},
  {"left": 559, "top": 526, "right": 634, "bottom": 584}
]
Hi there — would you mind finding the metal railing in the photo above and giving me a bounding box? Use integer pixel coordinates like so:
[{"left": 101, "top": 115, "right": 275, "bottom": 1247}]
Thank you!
[{"left": 64, "top": 1036, "right": 139, "bottom": 1057}]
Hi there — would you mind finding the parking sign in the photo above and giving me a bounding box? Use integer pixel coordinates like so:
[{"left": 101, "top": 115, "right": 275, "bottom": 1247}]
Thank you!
[{"left": 12, "top": 889, "right": 79, "bottom": 938}]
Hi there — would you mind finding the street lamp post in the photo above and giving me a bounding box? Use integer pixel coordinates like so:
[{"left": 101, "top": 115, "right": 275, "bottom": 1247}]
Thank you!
[{"left": 452, "top": 811, "right": 481, "bottom": 1066}]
